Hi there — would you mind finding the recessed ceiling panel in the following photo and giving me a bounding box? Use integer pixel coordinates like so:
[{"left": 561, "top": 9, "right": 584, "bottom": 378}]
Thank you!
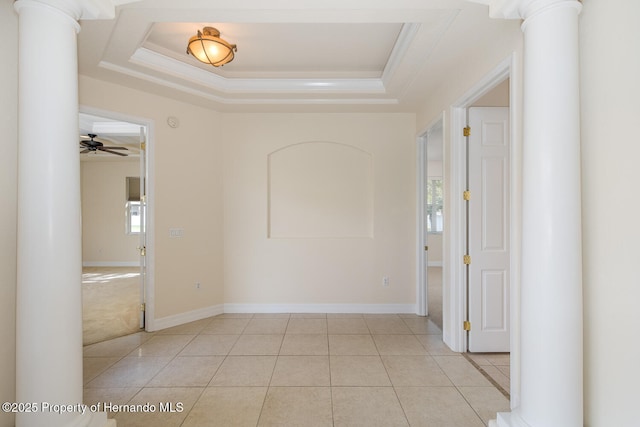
[{"left": 144, "top": 22, "right": 403, "bottom": 78}]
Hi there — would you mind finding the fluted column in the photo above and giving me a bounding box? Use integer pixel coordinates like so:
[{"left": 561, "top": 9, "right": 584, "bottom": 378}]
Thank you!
[
  {"left": 14, "top": 1, "right": 115, "bottom": 426},
  {"left": 484, "top": 0, "right": 584, "bottom": 426}
]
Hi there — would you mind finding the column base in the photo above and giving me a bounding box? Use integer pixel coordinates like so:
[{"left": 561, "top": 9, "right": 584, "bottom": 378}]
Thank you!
[{"left": 490, "top": 411, "right": 531, "bottom": 427}]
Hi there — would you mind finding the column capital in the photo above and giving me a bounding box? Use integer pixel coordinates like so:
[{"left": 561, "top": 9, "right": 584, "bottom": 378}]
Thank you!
[
  {"left": 14, "top": 0, "right": 117, "bottom": 21},
  {"left": 468, "top": 0, "right": 581, "bottom": 20}
]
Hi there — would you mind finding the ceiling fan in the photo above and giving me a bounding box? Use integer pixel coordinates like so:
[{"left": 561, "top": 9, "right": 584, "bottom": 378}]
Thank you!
[{"left": 79, "top": 134, "right": 129, "bottom": 156}]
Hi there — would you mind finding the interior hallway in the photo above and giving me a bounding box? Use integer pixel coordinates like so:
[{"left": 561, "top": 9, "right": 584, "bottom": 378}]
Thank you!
[{"left": 83, "top": 313, "right": 509, "bottom": 426}]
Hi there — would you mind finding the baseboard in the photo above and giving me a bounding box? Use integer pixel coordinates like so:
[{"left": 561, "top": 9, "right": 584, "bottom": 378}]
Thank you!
[
  {"left": 150, "top": 304, "right": 224, "bottom": 331},
  {"left": 82, "top": 261, "right": 140, "bottom": 267},
  {"left": 223, "top": 303, "right": 416, "bottom": 314},
  {"left": 427, "top": 261, "right": 443, "bottom": 267}
]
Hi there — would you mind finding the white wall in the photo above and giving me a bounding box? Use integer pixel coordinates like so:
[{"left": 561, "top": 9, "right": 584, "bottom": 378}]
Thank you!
[
  {"left": 580, "top": 1, "right": 640, "bottom": 425},
  {"left": 81, "top": 159, "right": 141, "bottom": 265},
  {"left": 0, "top": 2, "right": 17, "bottom": 426},
  {"left": 80, "top": 76, "right": 226, "bottom": 320},
  {"left": 222, "top": 113, "right": 416, "bottom": 310}
]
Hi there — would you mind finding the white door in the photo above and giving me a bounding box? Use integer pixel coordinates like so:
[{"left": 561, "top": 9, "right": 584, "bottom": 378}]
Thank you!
[
  {"left": 138, "top": 127, "right": 147, "bottom": 329},
  {"left": 468, "top": 107, "right": 510, "bottom": 352}
]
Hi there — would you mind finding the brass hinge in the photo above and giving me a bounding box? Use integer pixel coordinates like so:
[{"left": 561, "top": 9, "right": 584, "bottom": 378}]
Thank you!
[
  {"left": 463, "top": 254, "right": 471, "bottom": 265},
  {"left": 463, "top": 126, "right": 471, "bottom": 137},
  {"left": 140, "top": 303, "right": 146, "bottom": 312},
  {"left": 424, "top": 246, "right": 429, "bottom": 251},
  {"left": 138, "top": 246, "right": 146, "bottom": 256},
  {"left": 463, "top": 320, "right": 471, "bottom": 331},
  {"left": 140, "top": 141, "right": 146, "bottom": 151},
  {"left": 463, "top": 190, "right": 470, "bottom": 201}
]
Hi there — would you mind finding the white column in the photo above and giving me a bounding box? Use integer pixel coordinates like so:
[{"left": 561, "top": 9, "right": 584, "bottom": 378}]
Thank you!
[
  {"left": 489, "top": 0, "right": 583, "bottom": 426},
  {"left": 14, "top": 1, "right": 114, "bottom": 426}
]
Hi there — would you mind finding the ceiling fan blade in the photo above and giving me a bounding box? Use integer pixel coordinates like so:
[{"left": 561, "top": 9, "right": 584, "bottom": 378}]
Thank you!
[
  {"left": 98, "top": 147, "right": 128, "bottom": 156},
  {"left": 80, "top": 141, "right": 92, "bottom": 147},
  {"left": 103, "top": 146, "right": 129, "bottom": 150},
  {"left": 80, "top": 149, "right": 91, "bottom": 154}
]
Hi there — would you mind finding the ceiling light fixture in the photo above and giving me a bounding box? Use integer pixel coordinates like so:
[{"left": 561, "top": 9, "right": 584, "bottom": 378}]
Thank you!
[{"left": 186, "top": 26, "right": 237, "bottom": 67}]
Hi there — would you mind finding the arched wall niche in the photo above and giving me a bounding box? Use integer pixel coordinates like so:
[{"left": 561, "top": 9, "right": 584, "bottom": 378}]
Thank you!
[{"left": 268, "top": 141, "right": 374, "bottom": 239}]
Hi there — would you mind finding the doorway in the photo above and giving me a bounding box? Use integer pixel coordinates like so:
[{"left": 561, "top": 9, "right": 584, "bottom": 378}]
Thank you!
[
  {"left": 79, "top": 108, "right": 153, "bottom": 344},
  {"left": 417, "top": 117, "right": 445, "bottom": 329}
]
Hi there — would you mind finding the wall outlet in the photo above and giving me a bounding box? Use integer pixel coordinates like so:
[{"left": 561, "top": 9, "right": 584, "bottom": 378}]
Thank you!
[{"left": 382, "top": 276, "right": 390, "bottom": 287}]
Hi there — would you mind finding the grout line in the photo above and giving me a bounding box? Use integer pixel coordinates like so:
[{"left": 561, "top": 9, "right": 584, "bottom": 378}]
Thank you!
[{"left": 461, "top": 352, "right": 510, "bottom": 399}]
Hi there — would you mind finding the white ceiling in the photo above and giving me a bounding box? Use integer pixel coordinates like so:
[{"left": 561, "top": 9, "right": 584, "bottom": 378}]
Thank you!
[{"left": 77, "top": 0, "right": 517, "bottom": 114}]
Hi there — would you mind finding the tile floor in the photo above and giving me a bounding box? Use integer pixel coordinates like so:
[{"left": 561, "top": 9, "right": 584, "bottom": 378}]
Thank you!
[{"left": 83, "top": 313, "right": 510, "bottom": 426}]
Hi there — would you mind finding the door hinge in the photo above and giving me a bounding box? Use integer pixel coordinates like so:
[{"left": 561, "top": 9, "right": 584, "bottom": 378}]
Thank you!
[
  {"left": 140, "top": 303, "right": 146, "bottom": 312},
  {"left": 463, "top": 254, "right": 471, "bottom": 265},
  {"left": 463, "top": 126, "right": 471, "bottom": 137},
  {"left": 138, "top": 246, "right": 146, "bottom": 256},
  {"left": 140, "top": 195, "right": 146, "bottom": 203},
  {"left": 140, "top": 141, "right": 146, "bottom": 151},
  {"left": 424, "top": 246, "right": 429, "bottom": 251},
  {"left": 463, "top": 190, "right": 470, "bottom": 201},
  {"left": 463, "top": 320, "right": 471, "bottom": 331}
]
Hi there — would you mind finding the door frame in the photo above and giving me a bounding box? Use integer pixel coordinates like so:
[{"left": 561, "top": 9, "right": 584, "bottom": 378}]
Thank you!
[
  {"left": 416, "top": 113, "right": 445, "bottom": 317},
  {"left": 79, "top": 105, "right": 156, "bottom": 332},
  {"left": 445, "top": 53, "right": 522, "bottom": 407}
]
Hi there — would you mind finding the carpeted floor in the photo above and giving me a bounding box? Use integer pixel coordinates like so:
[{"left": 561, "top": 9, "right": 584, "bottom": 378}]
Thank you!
[{"left": 82, "top": 267, "right": 142, "bottom": 345}]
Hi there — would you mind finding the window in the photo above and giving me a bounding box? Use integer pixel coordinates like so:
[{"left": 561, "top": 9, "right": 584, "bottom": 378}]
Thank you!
[
  {"left": 426, "top": 178, "right": 443, "bottom": 233},
  {"left": 126, "top": 177, "right": 142, "bottom": 234}
]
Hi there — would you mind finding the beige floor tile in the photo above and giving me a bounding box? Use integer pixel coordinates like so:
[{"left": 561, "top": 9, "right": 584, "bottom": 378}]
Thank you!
[
  {"left": 129, "top": 335, "right": 195, "bottom": 357},
  {"left": 401, "top": 318, "right": 442, "bottom": 335},
  {"left": 484, "top": 353, "right": 511, "bottom": 366},
  {"left": 479, "top": 365, "right": 511, "bottom": 393},
  {"left": 328, "top": 334, "right": 378, "bottom": 355},
  {"left": 243, "top": 318, "right": 289, "bottom": 334},
  {"left": 326, "top": 313, "right": 364, "bottom": 318},
  {"left": 215, "top": 313, "right": 254, "bottom": 319},
  {"left": 458, "top": 386, "right": 511, "bottom": 424},
  {"left": 210, "top": 356, "right": 277, "bottom": 386},
  {"left": 330, "top": 356, "right": 391, "bottom": 386},
  {"left": 432, "top": 355, "right": 492, "bottom": 386},
  {"left": 327, "top": 318, "right": 370, "bottom": 334},
  {"left": 373, "top": 334, "right": 428, "bottom": 355},
  {"left": 85, "top": 356, "right": 172, "bottom": 388},
  {"left": 270, "top": 356, "right": 330, "bottom": 386},
  {"left": 83, "top": 387, "right": 141, "bottom": 418},
  {"left": 83, "top": 332, "right": 154, "bottom": 358},
  {"left": 285, "top": 318, "right": 328, "bottom": 334},
  {"left": 181, "top": 387, "right": 267, "bottom": 427},
  {"left": 332, "top": 387, "right": 409, "bottom": 427},
  {"left": 201, "top": 318, "right": 250, "bottom": 334},
  {"left": 258, "top": 387, "right": 333, "bottom": 427},
  {"left": 179, "top": 334, "right": 239, "bottom": 356},
  {"left": 84, "top": 357, "right": 121, "bottom": 385},
  {"left": 395, "top": 386, "right": 485, "bottom": 427},
  {"left": 497, "top": 365, "right": 510, "bottom": 377},
  {"left": 156, "top": 318, "right": 212, "bottom": 335},
  {"left": 146, "top": 356, "right": 224, "bottom": 387},
  {"left": 381, "top": 355, "right": 453, "bottom": 386},
  {"left": 113, "top": 387, "right": 202, "bottom": 427},
  {"left": 253, "top": 313, "right": 291, "bottom": 318},
  {"left": 280, "top": 334, "right": 328, "bottom": 355},
  {"left": 364, "top": 317, "right": 412, "bottom": 334},
  {"left": 290, "top": 313, "right": 327, "bottom": 318},
  {"left": 230, "top": 334, "right": 284, "bottom": 355},
  {"left": 415, "top": 334, "right": 458, "bottom": 355}
]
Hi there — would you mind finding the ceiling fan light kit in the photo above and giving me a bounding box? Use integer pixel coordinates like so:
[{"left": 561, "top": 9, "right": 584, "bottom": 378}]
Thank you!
[
  {"left": 186, "top": 26, "right": 237, "bottom": 67},
  {"left": 80, "top": 133, "right": 129, "bottom": 156}
]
